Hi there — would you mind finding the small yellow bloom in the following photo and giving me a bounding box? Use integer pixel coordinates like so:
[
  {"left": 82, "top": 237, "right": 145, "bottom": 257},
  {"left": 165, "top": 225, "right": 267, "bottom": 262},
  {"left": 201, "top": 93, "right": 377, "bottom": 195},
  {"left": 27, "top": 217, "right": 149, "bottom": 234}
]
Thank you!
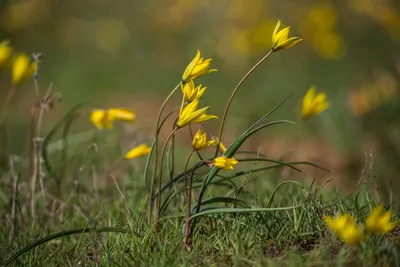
[
  {"left": 12, "top": 53, "right": 36, "bottom": 85},
  {"left": 125, "top": 143, "right": 151, "bottom": 160},
  {"left": 211, "top": 137, "right": 227, "bottom": 153},
  {"left": 271, "top": 20, "right": 303, "bottom": 52},
  {"left": 177, "top": 99, "right": 218, "bottom": 128},
  {"left": 0, "top": 40, "right": 13, "bottom": 67},
  {"left": 90, "top": 108, "right": 135, "bottom": 129},
  {"left": 182, "top": 50, "right": 217, "bottom": 83},
  {"left": 365, "top": 205, "right": 397, "bottom": 235},
  {"left": 301, "top": 86, "right": 330, "bottom": 120},
  {"left": 192, "top": 129, "right": 216, "bottom": 151},
  {"left": 181, "top": 81, "right": 207, "bottom": 103},
  {"left": 213, "top": 156, "right": 238, "bottom": 170},
  {"left": 324, "top": 214, "right": 363, "bottom": 245}
]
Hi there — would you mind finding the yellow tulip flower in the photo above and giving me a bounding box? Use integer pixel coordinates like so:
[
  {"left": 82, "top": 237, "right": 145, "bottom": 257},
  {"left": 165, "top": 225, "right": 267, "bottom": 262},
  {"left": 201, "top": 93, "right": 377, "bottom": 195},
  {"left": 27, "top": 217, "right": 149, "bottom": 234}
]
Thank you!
[
  {"left": 90, "top": 108, "right": 135, "bottom": 129},
  {"left": 12, "top": 53, "right": 36, "bottom": 85},
  {"left": 125, "top": 143, "right": 151, "bottom": 160},
  {"left": 181, "top": 81, "right": 207, "bottom": 103},
  {"left": 107, "top": 108, "right": 136, "bottom": 122},
  {"left": 177, "top": 99, "right": 218, "bottom": 128},
  {"left": 0, "top": 40, "right": 13, "bottom": 67},
  {"left": 272, "top": 20, "right": 302, "bottom": 52},
  {"left": 192, "top": 129, "right": 216, "bottom": 151},
  {"left": 213, "top": 156, "right": 238, "bottom": 170},
  {"left": 182, "top": 50, "right": 217, "bottom": 83},
  {"left": 365, "top": 205, "right": 397, "bottom": 235},
  {"left": 301, "top": 87, "right": 330, "bottom": 120},
  {"left": 324, "top": 214, "right": 363, "bottom": 245}
]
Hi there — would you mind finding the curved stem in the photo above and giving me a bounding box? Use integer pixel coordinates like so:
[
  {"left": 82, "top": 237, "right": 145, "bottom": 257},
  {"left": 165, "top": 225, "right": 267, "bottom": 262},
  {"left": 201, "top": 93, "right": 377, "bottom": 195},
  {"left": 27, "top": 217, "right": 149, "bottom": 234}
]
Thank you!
[
  {"left": 215, "top": 50, "right": 273, "bottom": 157},
  {"left": 155, "top": 128, "right": 178, "bottom": 233},
  {"left": 147, "top": 83, "right": 180, "bottom": 225}
]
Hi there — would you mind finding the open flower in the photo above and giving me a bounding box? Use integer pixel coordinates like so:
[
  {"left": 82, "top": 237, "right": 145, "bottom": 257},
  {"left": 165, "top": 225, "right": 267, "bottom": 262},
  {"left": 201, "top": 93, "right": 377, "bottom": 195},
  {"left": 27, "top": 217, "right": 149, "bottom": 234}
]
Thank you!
[
  {"left": 271, "top": 20, "right": 302, "bottom": 52},
  {"left": 90, "top": 108, "right": 135, "bottom": 129},
  {"left": 181, "top": 81, "right": 207, "bottom": 103},
  {"left": 301, "top": 87, "right": 330, "bottom": 120},
  {"left": 125, "top": 143, "right": 151, "bottom": 160},
  {"left": 177, "top": 99, "right": 218, "bottom": 128},
  {"left": 182, "top": 50, "right": 217, "bottom": 83},
  {"left": 12, "top": 53, "right": 36, "bottom": 85},
  {"left": 0, "top": 40, "right": 13, "bottom": 67},
  {"left": 213, "top": 156, "right": 238, "bottom": 170},
  {"left": 324, "top": 214, "right": 364, "bottom": 245},
  {"left": 192, "top": 129, "right": 216, "bottom": 151},
  {"left": 365, "top": 205, "right": 397, "bottom": 235}
]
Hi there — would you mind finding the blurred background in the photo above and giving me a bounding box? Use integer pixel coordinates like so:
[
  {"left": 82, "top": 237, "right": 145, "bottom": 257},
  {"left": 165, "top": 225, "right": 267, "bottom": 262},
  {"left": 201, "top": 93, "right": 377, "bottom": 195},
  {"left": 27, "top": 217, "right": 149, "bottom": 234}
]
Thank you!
[{"left": 1, "top": 0, "right": 400, "bottom": 196}]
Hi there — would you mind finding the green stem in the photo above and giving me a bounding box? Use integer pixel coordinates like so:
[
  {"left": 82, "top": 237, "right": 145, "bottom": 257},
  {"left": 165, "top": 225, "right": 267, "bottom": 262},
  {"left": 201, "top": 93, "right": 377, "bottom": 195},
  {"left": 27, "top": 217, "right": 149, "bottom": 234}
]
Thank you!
[
  {"left": 183, "top": 150, "right": 195, "bottom": 250},
  {"left": 146, "top": 83, "right": 180, "bottom": 225}
]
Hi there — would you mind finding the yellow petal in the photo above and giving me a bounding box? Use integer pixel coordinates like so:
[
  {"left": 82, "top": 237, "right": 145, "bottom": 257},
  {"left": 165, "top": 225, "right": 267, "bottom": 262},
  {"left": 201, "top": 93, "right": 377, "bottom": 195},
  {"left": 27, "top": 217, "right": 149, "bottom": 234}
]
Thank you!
[
  {"left": 107, "top": 108, "right": 136, "bottom": 122},
  {"left": 90, "top": 109, "right": 110, "bottom": 129},
  {"left": 125, "top": 143, "right": 151, "bottom": 159}
]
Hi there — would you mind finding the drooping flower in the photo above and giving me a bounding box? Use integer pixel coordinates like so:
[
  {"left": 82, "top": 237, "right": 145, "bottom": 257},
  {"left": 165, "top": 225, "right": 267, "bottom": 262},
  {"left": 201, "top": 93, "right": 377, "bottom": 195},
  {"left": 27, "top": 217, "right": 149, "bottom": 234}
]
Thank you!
[
  {"left": 90, "top": 108, "right": 135, "bottom": 129},
  {"left": 177, "top": 99, "right": 218, "bottom": 128},
  {"left": 0, "top": 40, "right": 13, "bottom": 67},
  {"left": 365, "top": 205, "right": 397, "bottom": 235},
  {"left": 271, "top": 20, "right": 303, "bottom": 52},
  {"left": 192, "top": 129, "right": 216, "bottom": 151},
  {"left": 213, "top": 156, "right": 238, "bottom": 170},
  {"left": 182, "top": 50, "right": 217, "bottom": 83},
  {"left": 12, "top": 53, "right": 36, "bottom": 85},
  {"left": 324, "top": 214, "right": 364, "bottom": 245},
  {"left": 181, "top": 81, "right": 207, "bottom": 103},
  {"left": 301, "top": 86, "right": 330, "bottom": 120},
  {"left": 125, "top": 143, "right": 151, "bottom": 160}
]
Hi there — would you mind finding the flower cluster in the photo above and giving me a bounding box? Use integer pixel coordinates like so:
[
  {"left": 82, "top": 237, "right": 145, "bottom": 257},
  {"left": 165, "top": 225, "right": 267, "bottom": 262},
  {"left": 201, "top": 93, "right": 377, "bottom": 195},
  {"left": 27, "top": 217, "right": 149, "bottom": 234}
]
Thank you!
[
  {"left": 324, "top": 205, "right": 397, "bottom": 245},
  {"left": 0, "top": 39, "right": 37, "bottom": 85}
]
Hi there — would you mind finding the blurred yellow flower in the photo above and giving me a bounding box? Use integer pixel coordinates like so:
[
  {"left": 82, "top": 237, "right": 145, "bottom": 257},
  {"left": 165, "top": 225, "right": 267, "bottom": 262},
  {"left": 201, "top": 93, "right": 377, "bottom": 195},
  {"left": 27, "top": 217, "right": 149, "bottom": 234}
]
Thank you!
[
  {"left": 177, "top": 99, "right": 218, "bottom": 128},
  {"left": 182, "top": 50, "right": 217, "bottom": 83},
  {"left": 271, "top": 20, "right": 303, "bottom": 52},
  {"left": 181, "top": 81, "right": 207, "bottom": 103},
  {"left": 0, "top": 40, "right": 13, "bottom": 66},
  {"left": 12, "top": 53, "right": 36, "bottom": 85},
  {"left": 365, "top": 205, "right": 397, "bottom": 235},
  {"left": 301, "top": 87, "right": 330, "bottom": 120},
  {"left": 90, "top": 108, "right": 135, "bottom": 129},
  {"left": 192, "top": 129, "right": 216, "bottom": 151},
  {"left": 125, "top": 143, "right": 151, "bottom": 160},
  {"left": 324, "top": 214, "right": 364, "bottom": 245},
  {"left": 213, "top": 156, "right": 238, "bottom": 170}
]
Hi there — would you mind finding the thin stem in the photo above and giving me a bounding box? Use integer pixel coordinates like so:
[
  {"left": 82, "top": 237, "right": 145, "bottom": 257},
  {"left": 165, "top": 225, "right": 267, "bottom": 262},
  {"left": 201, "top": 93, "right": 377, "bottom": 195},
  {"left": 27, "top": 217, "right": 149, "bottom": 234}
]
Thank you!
[
  {"left": 183, "top": 150, "right": 195, "bottom": 250},
  {"left": 155, "top": 128, "right": 178, "bottom": 233},
  {"left": 147, "top": 83, "right": 180, "bottom": 225},
  {"left": 215, "top": 50, "right": 274, "bottom": 157}
]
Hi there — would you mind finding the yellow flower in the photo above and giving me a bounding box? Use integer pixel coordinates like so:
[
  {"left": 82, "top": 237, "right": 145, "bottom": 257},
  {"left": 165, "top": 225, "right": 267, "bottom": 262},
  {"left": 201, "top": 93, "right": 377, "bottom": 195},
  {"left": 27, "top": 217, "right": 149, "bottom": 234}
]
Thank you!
[
  {"left": 192, "top": 129, "right": 216, "bottom": 151},
  {"left": 0, "top": 40, "right": 13, "bottom": 67},
  {"left": 211, "top": 137, "right": 227, "bottom": 153},
  {"left": 177, "top": 99, "right": 218, "bottom": 128},
  {"left": 324, "top": 214, "right": 363, "bottom": 245},
  {"left": 301, "top": 86, "right": 330, "bottom": 120},
  {"left": 125, "top": 143, "right": 151, "bottom": 159},
  {"left": 271, "top": 20, "right": 303, "bottom": 52},
  {"left": 213, "top": 156, "right": 238, "bottom": 170},
  {"left": 90, "top": 108, "right": 135, "bottom": 129},
  {"left": 365, "top": 205, "right": 397, "bottom": 235},
  {"left": 181, "top": 81, "right": 207, "bottom": 103},
  {"left": 182, "top": 50, "right": 217, "bottom": 83},
  {"left": 12, "top": 53, "right": 36, "bottom": 85}
]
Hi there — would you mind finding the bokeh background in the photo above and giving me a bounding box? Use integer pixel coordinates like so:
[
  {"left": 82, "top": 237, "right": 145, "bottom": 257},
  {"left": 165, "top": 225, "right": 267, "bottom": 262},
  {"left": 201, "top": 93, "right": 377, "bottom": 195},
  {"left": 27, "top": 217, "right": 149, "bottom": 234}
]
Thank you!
[{"left": 1, "top": 0, "right": 400, "bottom": 195}]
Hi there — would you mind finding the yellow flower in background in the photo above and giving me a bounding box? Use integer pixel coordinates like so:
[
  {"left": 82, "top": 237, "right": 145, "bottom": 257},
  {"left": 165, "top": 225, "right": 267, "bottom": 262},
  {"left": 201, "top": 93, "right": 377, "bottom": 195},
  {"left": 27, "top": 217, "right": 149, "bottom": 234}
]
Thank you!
[
  {"left": 177, "top": 99, "right": 218, "bottom": 128},
  {"left": 213, "top": 156, "right": 238, "bottom": 170},
  {"left": 365, "top": 205, "right": 397, "bottom": 235},
  {"left": 181, "top": 81, "right": 207, "bottom": 103},
  {"left": 271, "top": 20, "right": 303, "bottom": 52},
  {"left": 90, "top": 108, "right": 135, "bottom": 129},
  {"left": 0, "top": 40, "right": 13, "bottom": 66},
  {"left": 192, "top": 129, "right": 216, "bottom": 151},
  {"left": 301, "top": 87, "right": 330, "bottom": 120},
  {"left": 324, "top": 214, "right": 364, "bottom": 245},
  {"left": 12, "top": 53, "right": 36, "bottom": 85},
  {"left": 125, "top": 143, "right": 151, "bottom": 160},
  {"left": 182, "top": 50, "right": 217, "bottom": 83}
]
